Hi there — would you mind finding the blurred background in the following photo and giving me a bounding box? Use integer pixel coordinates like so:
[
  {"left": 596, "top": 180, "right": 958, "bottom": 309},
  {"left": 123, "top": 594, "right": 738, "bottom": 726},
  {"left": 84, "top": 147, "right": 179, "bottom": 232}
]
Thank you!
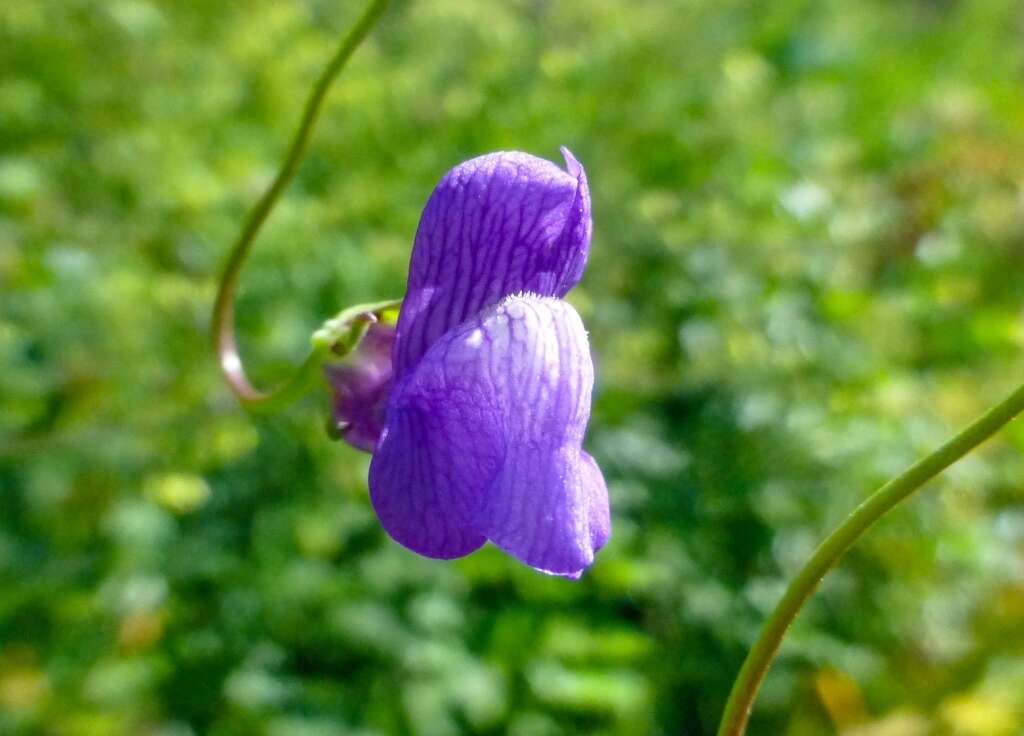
[{"left": 2, "top": 0, "right": 1024, "bottom": 734}]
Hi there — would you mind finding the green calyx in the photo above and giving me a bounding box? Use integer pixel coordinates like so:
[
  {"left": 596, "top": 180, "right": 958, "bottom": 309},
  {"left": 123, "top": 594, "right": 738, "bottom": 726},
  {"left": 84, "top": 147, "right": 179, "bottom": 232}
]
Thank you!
[{"left": 311, "top": 298, "right": 402, "bottom": 357}]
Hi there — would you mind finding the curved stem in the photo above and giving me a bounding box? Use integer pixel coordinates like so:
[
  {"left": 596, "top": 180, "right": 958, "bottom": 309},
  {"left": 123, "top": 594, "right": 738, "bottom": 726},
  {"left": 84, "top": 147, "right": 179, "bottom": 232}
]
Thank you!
[
  {"left": 212, "top": 0, "right": 390, "bottom": 412},
  {"left": 717, "top": 380, "right": 1024, "bottom": 736}
]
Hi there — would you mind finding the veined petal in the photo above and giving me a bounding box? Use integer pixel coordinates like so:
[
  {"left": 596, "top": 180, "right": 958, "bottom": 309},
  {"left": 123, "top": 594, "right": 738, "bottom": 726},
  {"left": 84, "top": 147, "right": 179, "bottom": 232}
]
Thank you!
[
  {"left": 365, "top": 392, "right": 491, "bottom": 559},
  {"left": 393, "top": 149, "right": 591, "bottom": 378},
  {"left": 368, "top": 294, "right": 608, "bottom": 575}
]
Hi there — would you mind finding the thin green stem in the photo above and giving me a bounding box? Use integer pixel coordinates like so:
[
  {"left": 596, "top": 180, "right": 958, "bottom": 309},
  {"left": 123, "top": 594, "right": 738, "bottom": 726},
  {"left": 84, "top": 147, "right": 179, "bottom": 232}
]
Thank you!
[
  {"left": 717, "top": 380, "right": 1024, "bottom": 736},
  {"left": 212, "top": 0, "right": 390, "bottom": 413}
]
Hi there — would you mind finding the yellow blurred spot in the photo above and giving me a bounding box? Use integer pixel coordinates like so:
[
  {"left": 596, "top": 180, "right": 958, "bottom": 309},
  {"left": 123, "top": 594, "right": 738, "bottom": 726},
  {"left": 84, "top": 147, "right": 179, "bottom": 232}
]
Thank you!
[
  {"left": 722, "top": 50, "right": 772, "bottom": 93},
  {"left": 118, "top": 610, "right": 164, "bottom": 652},
  {"left": 933, "top": 275, "right": 979, "bottom": 306},
  {"left": 296, "top": 512, "right": 343, "bottom": 559},
  {"left": 844, "top": 711, "right": 931, "bottom": 736},
  {"left": 0, "top": 671, "right": 47, "bottom": 710},
  {"left": 145, "top": 472, "right": 210, "bottom": 514},
  {"left": 941, "top": 691, "right": 1019, "bottom": 736},
  {"left": 200, "top": 418, "right": 259, "bottom": 466},
  {"left": 0, "top": 647, "right": 49, "bottom": 711},
  {"left": 816, "top": 668, "right": 867, "bottom": 730}
]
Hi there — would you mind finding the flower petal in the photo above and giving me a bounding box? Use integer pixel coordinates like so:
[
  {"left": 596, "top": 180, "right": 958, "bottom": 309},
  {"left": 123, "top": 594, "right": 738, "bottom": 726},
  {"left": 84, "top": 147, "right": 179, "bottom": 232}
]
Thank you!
[
  {"left": 393, "top": 149, "right": 591, "bottom": 378},
  {"left": 366, "top": 389, "right": 491, "bottom": 558},
  {"left": 581, "top": 451, "right": 611, "bottom": 554},
  {"left": 368, "top": 294, "right": 608, "bottom": 575}
]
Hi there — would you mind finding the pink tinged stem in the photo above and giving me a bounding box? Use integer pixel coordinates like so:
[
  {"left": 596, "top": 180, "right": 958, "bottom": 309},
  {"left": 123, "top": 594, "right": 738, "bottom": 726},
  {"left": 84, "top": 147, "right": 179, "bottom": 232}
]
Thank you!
[{"left": 211, "top": 0, "right": 392, "bottom": 413}]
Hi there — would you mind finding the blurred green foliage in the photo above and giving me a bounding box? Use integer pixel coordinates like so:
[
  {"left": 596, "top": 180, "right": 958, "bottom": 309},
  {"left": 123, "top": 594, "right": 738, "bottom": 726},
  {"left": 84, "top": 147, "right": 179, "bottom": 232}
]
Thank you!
[{"left": 3, "top": 0, "right": 1024, "bottom": 734}]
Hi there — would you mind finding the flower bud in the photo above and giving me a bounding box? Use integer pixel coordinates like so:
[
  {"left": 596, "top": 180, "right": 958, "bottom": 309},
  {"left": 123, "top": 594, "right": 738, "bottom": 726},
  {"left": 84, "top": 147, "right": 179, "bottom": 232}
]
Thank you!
[{"left": 324, "top": 321, "right": 396, "bottom": 452}]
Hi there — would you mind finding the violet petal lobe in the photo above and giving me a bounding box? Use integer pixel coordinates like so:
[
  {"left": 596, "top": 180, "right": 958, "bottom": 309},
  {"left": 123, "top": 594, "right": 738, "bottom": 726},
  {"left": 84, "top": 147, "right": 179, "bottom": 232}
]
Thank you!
[
  {"left": 580, "top": 451, "right": 611, "bottom": 553},
  {"left": 368, "top": 293, "right": 609, "bottom": 576},
  {"left": 323, "top": 322, "right": 396, "bottom": 453},
  {"left": 393, "top": 149, "right": 591, "bottom": 379}
]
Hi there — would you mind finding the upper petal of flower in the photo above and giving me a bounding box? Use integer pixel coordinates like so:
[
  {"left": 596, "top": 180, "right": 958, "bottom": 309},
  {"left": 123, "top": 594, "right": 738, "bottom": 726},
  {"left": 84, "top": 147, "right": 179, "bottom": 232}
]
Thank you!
[
  {"left": 392, "top": 148, "right": 591, "bottom": 379},
  {"left": 368, "top": 293, "right": 609, "bottom": 576}
]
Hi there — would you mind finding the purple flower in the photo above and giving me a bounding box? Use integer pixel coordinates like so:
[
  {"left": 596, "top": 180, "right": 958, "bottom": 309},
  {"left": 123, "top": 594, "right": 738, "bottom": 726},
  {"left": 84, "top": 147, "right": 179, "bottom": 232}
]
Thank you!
[{"left": 333, "top": 148, "right": 609, "bottom": 577}]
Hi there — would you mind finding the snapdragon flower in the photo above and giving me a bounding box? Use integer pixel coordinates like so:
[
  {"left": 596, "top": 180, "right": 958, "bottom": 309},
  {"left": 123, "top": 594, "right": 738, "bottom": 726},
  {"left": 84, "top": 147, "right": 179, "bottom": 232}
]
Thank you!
[{"left": 329, "top": 149, "right": 609, "bottom": 577}]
